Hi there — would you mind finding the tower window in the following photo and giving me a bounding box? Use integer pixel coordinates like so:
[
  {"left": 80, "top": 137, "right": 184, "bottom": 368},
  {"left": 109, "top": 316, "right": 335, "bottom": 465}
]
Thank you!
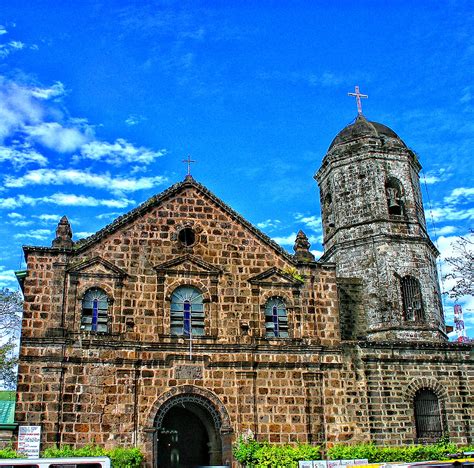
[
  {"left": 401, "top": 276, "right": 424, "bottom": 321},
  {"left": 81, "top": 288, "right": 109, "bottom": 333},
  {"left": 264, "top": 297, "right": 289, "bottom": 338},
  {"left": 323, "top": 193, "right": 335, "bottom": 229},
  {"left": 385, "top": 178, "right": 404, "bottom": 216},
  {"left": 170, "top": 286, "right": 204, "bottom": 336},
  {"left": 414, "top": 389, "right": 443, "bottom": 439}
]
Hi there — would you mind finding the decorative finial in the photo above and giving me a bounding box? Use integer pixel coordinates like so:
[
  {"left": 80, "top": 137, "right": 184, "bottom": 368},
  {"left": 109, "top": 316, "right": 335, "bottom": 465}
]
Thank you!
[
  {"left": 52, "top": 215, "right": 73, "bottom": 249},
  {"left": 348, "top": 85, "right": 368, "bottom": 115},
  {"left": 293, "top": 230, "right": 315, "bottom": 262},
  {"left": 182, "top": 155, "right": 195, "bottom": 179}
]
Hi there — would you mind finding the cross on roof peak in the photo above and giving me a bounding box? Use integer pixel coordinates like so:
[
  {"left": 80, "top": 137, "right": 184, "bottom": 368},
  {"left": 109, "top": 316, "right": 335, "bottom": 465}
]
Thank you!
[
  {"left": 182, "top": 155, "right": 196, "bottom": 179},
  {"left": 348, "top": 85, "right": 368, "bottom": 115}
]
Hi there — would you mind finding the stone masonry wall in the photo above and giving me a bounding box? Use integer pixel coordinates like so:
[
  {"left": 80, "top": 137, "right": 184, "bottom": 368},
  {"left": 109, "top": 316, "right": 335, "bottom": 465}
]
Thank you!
[
  {"left": 17, "top": 180, "right": 347, "bottom": 465},
  {"left": 357, "top": 343, "right": 473, "bottom": 446}
]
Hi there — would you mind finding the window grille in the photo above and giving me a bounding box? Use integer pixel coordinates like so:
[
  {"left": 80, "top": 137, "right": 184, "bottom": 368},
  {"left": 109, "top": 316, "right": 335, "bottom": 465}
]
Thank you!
[
  {"left": 414, "top": 389, "right": 443, "bottom": 438},
  {"left": 81, "top": 288, "right": 108, "bottom": 332},
  {"left": 170, "top": 286, "right": 204, "bottom": 336},
  {"left": 264, "top": 297, "right": 289, "bottom": 338},
  {"left": 401, "top": 276, "right": 424, "bottom": 321}
]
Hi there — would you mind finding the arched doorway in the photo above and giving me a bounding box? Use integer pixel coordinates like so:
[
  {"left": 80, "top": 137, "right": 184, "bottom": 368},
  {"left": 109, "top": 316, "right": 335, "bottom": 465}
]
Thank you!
[{"left": 155, "top": 393, "right": 225, "bottom": 468}]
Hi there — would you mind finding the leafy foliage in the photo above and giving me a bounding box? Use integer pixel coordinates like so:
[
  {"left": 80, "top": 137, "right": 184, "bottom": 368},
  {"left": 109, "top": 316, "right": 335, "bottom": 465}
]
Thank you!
[
  {"left": 42, "top": 445, "right": 144, "bottom": 467},
  {"left": 0, "top": 288, "right": 22, "bottom": 389},
  {"left": 233, "top": 435, "right": 321, "bottom": 467},
  {"left": 444, "top": 231, "right": 473, "bottom": 299},
  {"left": 0, "top": 446, "right": 22, "bottom": 458},
  {"left": 327, "top": 441, "right": 474, "bottom": 463},
  {"left": 0, "top": 341, "right": 20, "bottom": 390},
  {"left": 234, "top": 437, "right": 474, "bottom": 467},
  {"left": 283, "top": 266, "right": 304, "bottom": 283}
]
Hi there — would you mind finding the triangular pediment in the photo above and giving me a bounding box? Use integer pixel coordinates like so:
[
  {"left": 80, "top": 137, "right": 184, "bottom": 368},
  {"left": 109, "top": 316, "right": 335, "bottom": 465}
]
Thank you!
[
  {"left": 248, "top": 267, "right": 303, "bottom": 287},
  {"left": 67, "top": 256, "right": 127, "bottom": 278},
  {"left": 154, "top": 254, "right": 221, "bottom": 277},
  {"left": 73, "top": 177, "right": 294, "bottom": 264}
]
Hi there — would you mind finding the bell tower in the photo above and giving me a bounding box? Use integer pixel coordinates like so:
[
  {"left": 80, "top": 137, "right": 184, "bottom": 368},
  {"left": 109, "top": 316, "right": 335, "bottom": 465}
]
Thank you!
[{"left": 315, "top": 114, "right": 447, "bottom": 341}]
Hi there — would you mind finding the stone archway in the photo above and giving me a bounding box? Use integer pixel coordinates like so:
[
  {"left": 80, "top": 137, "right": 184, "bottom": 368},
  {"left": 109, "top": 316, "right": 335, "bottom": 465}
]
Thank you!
[{"left": 151, "top": 387, "right": 233, "bottom": 468}]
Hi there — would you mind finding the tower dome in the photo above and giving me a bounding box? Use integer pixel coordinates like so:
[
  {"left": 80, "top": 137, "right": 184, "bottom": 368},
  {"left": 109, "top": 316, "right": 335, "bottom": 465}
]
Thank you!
[{"left": 328, "top": 114, "right": 406, "bottom": 151}]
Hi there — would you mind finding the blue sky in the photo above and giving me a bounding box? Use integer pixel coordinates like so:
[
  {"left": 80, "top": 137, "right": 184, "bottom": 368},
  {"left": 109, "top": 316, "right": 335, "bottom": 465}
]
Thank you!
[{"left": 0, "top": 1, "right": 472, "bottom": 337}]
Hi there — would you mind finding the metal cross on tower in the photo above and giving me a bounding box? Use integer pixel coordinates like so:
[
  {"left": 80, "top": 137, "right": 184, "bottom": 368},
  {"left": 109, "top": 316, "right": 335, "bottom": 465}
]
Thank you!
[
  {"left": 182, "top": 155, "right": 195, "bottom": 178},
  {"left": 348, "top": 85, "right": 368, "bottom": 115}
]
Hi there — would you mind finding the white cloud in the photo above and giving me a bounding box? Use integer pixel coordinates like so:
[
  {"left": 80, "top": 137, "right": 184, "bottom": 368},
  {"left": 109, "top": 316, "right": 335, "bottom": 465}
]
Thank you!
[
  {"left": 14, "top": 229, "right": 51, "bottom": 241},
  {"left": 423, "top": 175, "right": 440, "bottom": 184},
  {"left": 7, "top": 212, "right": 23, "bottom": 219},
  {"left": 80, "top": 138, "right": 166, "bottom": 165},
  {"left": 272, "top": 232, "right": 298, "bottom": 246},
  {"left": 9, "top": 219, "right": 33, "bottom": 227},
  {"left": 0, "top": 40, "right": 25, "bottom": 58},
  {"left": 431, "top": 206, "right": 474, "bottom": 222},
  {"left": 44, "top": 193, "right": 133, "bottom": 208},
  {"left": 0, "top": 144, "right": 47, "bottom": 168},
  {"left": 311, "top": 249, "right": 324, "bottom": 260},
  {"left": 0, "top": 77, "right": 45, "bottom": 141},
  {"left": 5, "top": 168, "right": 168, "bottom": 193},
  {"left": 443, "top": 187, "right": 474, "bottom": 205},
  {"left": 96, "top": 212, "right": 121, "bottom": 220},
  {"left": 256, "top": 219, "right": 281, "bottom": 229},
  {"left": 125, "top": 114, "right": 146, "bottom": 126},
  {"left": 35, "top": 214, "right": 63, "bottom": 222},
  {"left": 30, "top": 81, "right": 66, "bottom": 100},
  {"left": 25, "top": 122, "right": 90, "bottom": 153},
  {"left": 0, "top": 193, "right": 134, "bottom": 209},
  {"left": 0, "top": 197, "right": 23, "bottom": 209},
  {"left": 0, "top": 77, "right": 93, "bottom": 153},
  {"left": 74, "top": 231, "right": 95, "bottom": 239},
  {"left": 295, "top": 213, "right": 322, "bottom": 231},
  {"left": 0, "top": 77, "right": 167, "bottom": 171},
  {"left": 434, "top": 225, "right": 457, "bottom": 236},
  {"left": 0, "top": 266, "right": 18, "bottom": 289},
  {"left": 427, "top": 186, "right": 474, "bottom": 223},
  {"left": 422, "top": 167, "right": 451, "bottom": 184},
  {"left": 0, "top": 27, "right": 7, "bottom": 36}
]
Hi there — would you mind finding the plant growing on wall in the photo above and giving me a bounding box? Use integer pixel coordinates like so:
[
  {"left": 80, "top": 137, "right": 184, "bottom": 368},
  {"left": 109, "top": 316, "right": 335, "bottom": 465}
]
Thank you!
[{"left": 283, "top": 266, "right": 304, "bottom": 283}]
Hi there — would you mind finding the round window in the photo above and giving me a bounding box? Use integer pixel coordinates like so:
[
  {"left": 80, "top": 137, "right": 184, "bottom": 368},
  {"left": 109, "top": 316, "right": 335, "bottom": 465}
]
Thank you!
[{"left": 178, "top": 227, "right": 196, "bottom": 246}]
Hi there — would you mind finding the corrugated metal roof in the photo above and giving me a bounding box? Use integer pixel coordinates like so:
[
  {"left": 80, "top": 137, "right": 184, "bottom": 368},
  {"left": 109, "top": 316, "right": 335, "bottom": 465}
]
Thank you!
[{"left": 0, "top": 399, "right": 15, "bottom": 425}]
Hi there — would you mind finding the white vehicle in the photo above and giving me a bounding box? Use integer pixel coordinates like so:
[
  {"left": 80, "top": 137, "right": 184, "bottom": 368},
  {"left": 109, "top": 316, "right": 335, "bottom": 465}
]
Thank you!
[{"left": 0, "top": 457, "right": 111, "bottom": 468}]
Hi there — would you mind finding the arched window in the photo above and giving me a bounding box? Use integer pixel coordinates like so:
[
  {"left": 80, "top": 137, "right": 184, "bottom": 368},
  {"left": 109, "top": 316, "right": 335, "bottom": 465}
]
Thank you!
[
  {"left": 401, "top": 276, "right": 424, "bottom": 321},
  {"left": 414, "top": 389, "right": 443, "bottom": 439},
  {"left": 170, "top": 286, "right": 204, "bottom": 336},
  {"left": 385, "top": 178, "right": 404, "bottom": 216},
  {"left": 81, "top": 288, "right": 109, "bottom": 332},
  {"left": 264, "top": 297, "right": 289, "bottom": 338}
]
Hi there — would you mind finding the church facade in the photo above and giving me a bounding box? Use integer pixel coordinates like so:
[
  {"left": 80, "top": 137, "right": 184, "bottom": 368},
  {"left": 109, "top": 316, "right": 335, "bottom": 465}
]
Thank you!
[{"left": 15, "top": 115, "right": 473, "bottom": 467}]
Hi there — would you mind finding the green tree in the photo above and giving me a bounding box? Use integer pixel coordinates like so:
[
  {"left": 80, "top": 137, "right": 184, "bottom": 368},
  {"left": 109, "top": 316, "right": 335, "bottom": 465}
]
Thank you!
[{"left": 0, "top": 288, "right": 22, "bottom": 389}]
